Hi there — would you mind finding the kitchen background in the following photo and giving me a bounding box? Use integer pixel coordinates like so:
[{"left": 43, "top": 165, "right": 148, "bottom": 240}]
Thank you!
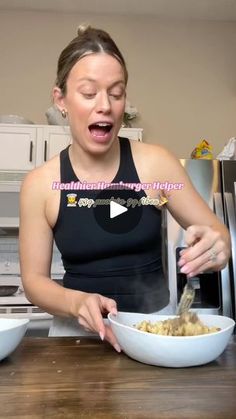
[
  {"left": 0, "top": 0, "right": 235, "bottom": 334},
  {"left": 0, "top": 0, "right": 236, "bottom": 157}
]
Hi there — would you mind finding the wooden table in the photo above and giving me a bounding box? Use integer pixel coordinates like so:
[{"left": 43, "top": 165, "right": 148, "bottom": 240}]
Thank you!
[{"left": 0, "top": 337, "right": 236, "bottom": 418}]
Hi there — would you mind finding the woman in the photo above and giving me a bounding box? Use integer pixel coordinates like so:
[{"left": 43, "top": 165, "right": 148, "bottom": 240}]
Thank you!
[{"left": 19, "top": 26, "right": 231, "bottom": 352}]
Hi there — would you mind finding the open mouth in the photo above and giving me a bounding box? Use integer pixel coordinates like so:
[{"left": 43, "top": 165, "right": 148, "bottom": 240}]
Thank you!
[{"left": 89, "top": 122, "right": 113, "bottom": 138}]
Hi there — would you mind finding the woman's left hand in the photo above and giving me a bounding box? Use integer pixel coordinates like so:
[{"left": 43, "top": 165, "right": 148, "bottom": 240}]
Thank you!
[{"left": 177, "top": 225, "right": 231, "bottom": 277}]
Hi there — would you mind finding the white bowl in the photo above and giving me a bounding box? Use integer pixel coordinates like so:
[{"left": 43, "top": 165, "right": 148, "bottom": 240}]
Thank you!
[
  {"left": 108, "top": 312, "right": 235, "bottom": 368},
  {"left": 0, "top": 114, "right": 34, "bottom": 124},
  {"left": 0, "top": 318, "right": 29, "bottom": 361}
]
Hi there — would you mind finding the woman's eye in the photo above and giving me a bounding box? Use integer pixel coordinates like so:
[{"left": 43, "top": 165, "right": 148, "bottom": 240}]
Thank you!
[
  {"left": 81, "top": 93, "right": 96, "bottom": 99},
  {"left": 109, "top": 93, "right": 124, "bottom": 99}
]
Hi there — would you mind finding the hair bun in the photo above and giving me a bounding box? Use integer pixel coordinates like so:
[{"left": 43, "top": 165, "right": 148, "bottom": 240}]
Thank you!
[{"left": 77, "top": 24, "right": 91, "bottom": 36}]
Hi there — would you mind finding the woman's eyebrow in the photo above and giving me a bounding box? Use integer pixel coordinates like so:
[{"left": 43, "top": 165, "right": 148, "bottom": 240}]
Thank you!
[
  {"left": 75, "top": 77, "right": 96, "bottom": 83},
  {"left": 109, "top": 80, "right": 126, "bottom": 87},
  {"left": 75, "top": 78, "right": 125, "bottom": 87}
]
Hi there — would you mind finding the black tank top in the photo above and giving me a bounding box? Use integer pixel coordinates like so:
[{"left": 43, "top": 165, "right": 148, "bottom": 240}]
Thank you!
[{"left": 53, "top": 138, "right": 169, "bottom": 312}]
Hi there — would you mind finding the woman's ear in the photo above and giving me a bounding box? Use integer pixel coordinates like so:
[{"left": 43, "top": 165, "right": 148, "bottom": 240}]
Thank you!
[{"left": 53, "top": 87, "right": 67, "bottom": 113}]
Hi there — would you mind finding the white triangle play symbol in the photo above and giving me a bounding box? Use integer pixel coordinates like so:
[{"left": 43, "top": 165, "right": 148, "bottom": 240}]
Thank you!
[{"left": 110, "top": 200, "right": 128, "bottom": 219}]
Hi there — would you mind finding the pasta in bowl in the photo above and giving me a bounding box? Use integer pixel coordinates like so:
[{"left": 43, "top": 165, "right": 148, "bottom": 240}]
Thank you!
[
  {"left": 108, "top": 312, "right": 235, "bottom": 368},
  {"left": 136, "top": 312, "right": 220, "bottom": 336}
]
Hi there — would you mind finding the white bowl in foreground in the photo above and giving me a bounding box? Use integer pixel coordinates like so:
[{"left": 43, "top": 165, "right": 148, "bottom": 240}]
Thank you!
[
  {"left": 108, "top": 312, "right": 235, "bottom": 368},
  {"left": 0, "top": 318, "right": 29, "bottom": 361}
]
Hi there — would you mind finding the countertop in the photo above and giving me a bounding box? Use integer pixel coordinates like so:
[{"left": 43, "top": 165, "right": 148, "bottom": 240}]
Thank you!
[{"left": 0, "top": 336, "right": 236, "bottom": 419}]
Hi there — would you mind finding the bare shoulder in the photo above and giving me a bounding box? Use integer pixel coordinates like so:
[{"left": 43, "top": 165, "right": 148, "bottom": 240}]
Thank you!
[
  {"left": 131, "top": 140, "right": 177, "bottom": 161},
  {"left": 130, "top": 140, "right": 184, "bottom": 182},
  {"left": 20, "top": 155, "right": 60, "bottom": 199},
  {"left": 20, "top": 155, "right": 61, "bottom": 230}
]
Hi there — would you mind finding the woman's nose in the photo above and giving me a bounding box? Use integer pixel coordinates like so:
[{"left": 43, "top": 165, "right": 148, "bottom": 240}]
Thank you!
[{"left": 95, "top": 92, "right": 111, "bottom": 113}]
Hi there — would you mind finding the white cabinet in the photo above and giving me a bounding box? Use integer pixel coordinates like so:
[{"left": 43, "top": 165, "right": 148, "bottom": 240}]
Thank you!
[
  {"left": 0, "top": 124, "right": 72, "bottom": 170},
  {"left": 37, "top": 125, "right": 71, "bottom": 164},
  {"left": 119, "top": 127, "right": 143, "bottom": 142},
  {"left": 0, "top": 125, "right": 37, "bottom": 171},
  {"left": 0, "top": 124, "right": 143, "bottom": 171}
]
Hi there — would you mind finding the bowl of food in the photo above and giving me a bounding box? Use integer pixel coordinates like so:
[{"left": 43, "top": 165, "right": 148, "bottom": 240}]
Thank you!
[
  {"left": 0, "top": 318, "right": 29, "bottom": 362},
  {"left": 108, "top": 312, "right": 235, "bottom": 368}
]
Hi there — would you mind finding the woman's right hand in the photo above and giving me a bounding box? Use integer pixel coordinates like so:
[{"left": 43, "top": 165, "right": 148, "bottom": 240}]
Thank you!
[{"left": 67, "top": 290, "right": 121, "bottom": 352}]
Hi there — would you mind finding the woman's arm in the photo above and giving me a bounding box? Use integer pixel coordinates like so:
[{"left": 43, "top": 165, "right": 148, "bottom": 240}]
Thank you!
[
  {"left": 19, "top": 168, "right": 73, "bottom": 316},
  {"left": 19, "top": 168, "right": 120, "bottom": 350},
  {"left": 154, "top": 147, "right": 231, "bottom": 277}
]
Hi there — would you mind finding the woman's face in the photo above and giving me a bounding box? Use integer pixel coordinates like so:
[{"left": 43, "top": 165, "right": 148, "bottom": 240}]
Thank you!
[{"left": 54, "top": 53, "right": 126, "bottom": 154}]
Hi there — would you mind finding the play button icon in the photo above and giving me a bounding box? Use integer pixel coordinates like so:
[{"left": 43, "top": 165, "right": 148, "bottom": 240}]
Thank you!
[
  {"left": 93, "top": 186, "right": 143, "bottom": 234},
  {"left": 110, "top": 200, "right": 128, "bottom": 219}
]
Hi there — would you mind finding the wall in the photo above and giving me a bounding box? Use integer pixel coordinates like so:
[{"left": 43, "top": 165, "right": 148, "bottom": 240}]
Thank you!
[{"left": 0, "top": 10, "right": 236, "bottom": 157}]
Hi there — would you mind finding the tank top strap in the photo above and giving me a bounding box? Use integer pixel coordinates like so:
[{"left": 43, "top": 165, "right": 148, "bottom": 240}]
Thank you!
[
  {"left": 59, "top": 146, "right": 77, "bottom": 183},
  {"left": 114, "top": 137, "right": 140, "bottom": 183}
]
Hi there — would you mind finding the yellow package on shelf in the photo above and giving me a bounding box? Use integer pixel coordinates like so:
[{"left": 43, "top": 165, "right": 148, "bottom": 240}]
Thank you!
[{"left": 191, "top": 139, "right": 213, "bottom": 159}]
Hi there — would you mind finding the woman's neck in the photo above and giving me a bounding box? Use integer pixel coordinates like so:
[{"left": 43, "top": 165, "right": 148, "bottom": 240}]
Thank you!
[{"left": 68, "top": 138, "right": 120, "bottom": 183}]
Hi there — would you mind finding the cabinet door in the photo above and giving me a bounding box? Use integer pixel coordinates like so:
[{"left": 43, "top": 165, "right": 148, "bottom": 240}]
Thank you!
[
  {"left": 0, "top": 125, "right": 37, "bottom": 170},
  {"left": 119, "top": 128, "right": 143, "bottom": 141},
  {"left": 42, "top": 126, "right": 72, "bottom": 162}
]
